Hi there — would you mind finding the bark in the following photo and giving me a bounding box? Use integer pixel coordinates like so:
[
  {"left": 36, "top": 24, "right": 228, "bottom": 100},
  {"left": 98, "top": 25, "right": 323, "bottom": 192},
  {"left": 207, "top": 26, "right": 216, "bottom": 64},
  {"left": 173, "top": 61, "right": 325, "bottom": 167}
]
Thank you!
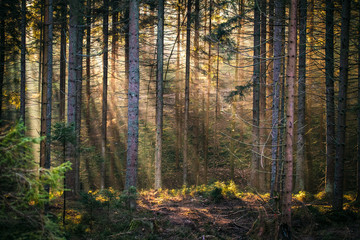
[
  {"left": 175, "top": 0, "right": 181, "bottom": 170},
  {"left": 270, "top": 0, "right": 284, "bottom": 198},
  {"left": 259, "top": 0, "right": 266, "bottom": 191},
  {"left": 357, "top": 3, "right": 360, "bottom": 201},
  {"left": 60, "top": 0, "right": 67, "bottom": 122},
  {"left": 101, "top": 0, "right": 109, "bottom": 190},
  {"left": 20, "top": 0, "right": 26, "bottom": 123},
  {"left": 155, "top": 0, "right": 164, "bottom": 190},
  {"left": 125, "top": 0, "right": 140, "bottom": 189},
  {"left": 0, "top": 16, "right": 4, "bottom": 123},
  {"left": 45, "top": 0, "right": 54, "bottom": 171},
  {"left": 251, "top": 0, "right": 260, "bottom": 189},
  {"left": 40, "top": 0, "right": 50, "bottom": 168},
  {"left": 183, "top": 0, "right": 192, "bottom": 186},
  {"left": 333, "top": 0, "right": 350, "bottom": 211},
  {"left": 295, "top": 0, "right": 307, "bottom": 192},
  {"left": 67, "top": 0, "right": 83, "bottom": 196},
  {"left": 325, "top": 0, "right": 335, "bottom": 196},
  {"left": 282, "top": 0, "right": 297, "bottom": 227},
  {"left": 204, "top": 0, "right": 212, "bottom": 184},
  {"left": 194, "top": 0, "right": 200, "bottom": 185}
]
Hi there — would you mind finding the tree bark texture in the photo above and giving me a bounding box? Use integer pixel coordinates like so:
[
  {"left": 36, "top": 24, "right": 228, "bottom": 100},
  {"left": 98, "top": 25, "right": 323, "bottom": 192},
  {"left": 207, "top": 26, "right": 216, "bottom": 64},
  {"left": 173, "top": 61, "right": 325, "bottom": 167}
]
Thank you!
[
  {"left": 20, "top": 0, "right": 26, "bottom": 123},
  {"left": 282, "top": 0, "right": 297, "bottom": 226},
  {"left": 251, "top": 0, "right": 260, "bottom": 189},
  {"left": 295, "top": 0, "right": 307, "bottom": 192},
  {"left": 325, "top": 0, "right": 335, "bottom": 196},
  {"left": 125, "top": 0, "right": 140, "bottom": 189},
  {"left": 155, "top": 0, "right": 164, "bottom": 190},
  {"left": 183, "top": 0, "right": 192, "bottom": 186},
  {"left": 270, "top": 0, "right": 284, "bottom": 198},
  {"left": 333, "top": 0, "right": 350, "bottom": 211},
  {"left": 60, "top": 0, "right": 67, "bottom": 122},
  {"left": 101, "top": 0, "right": 109, "bottom": 190}
]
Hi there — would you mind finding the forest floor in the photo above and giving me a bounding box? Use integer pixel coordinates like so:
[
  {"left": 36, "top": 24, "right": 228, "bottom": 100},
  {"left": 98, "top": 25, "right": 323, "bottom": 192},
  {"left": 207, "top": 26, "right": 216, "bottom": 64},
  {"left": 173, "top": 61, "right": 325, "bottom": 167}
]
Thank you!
[{"left": 61, "top": 186, "right": 360, "bottom": 240}]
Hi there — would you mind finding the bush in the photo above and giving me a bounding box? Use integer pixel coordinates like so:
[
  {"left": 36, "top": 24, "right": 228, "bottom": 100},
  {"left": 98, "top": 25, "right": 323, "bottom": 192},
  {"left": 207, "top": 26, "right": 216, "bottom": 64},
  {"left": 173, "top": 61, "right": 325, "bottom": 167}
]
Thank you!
[{"left": 0, "top": 123, "right": 71, "bottom": 239}]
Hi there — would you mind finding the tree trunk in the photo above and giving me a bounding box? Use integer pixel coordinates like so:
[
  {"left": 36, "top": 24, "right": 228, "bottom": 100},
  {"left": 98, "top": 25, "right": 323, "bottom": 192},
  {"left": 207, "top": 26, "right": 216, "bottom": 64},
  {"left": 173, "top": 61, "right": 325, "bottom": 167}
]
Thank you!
[
  {"left": 259, "top": 0, "right": 266, "bottom": 191},
  {"left": 155, "top": 0, "right": 164, "bottom": 190},
  {"left": 325, "top": 0, "right": 335, "bottom": 196},
  {"left": 67, "top": 0, "right": 83, "bottom": 196},
  {"left": 251, "top": 0, "right": 260, "bottom": 189},
  {"left": 60, "top": 0, "right": 67, "bottom": 122},
  {"left": 175, "top": 0, "right": 182, "bottom": 170},
  {"left": 333, "top": 0, "right": 351, "bottom": 211},
  {"left": 101, "top": 0, "right": 109, "bottom": 190},
  {"left": 20, "top": 0, "right": 26, "bottom": 123},
  {"left": 40, "top": 0, "right": 50, "bottom": 168},
  {"left": 357, "top": 2, "right": 360, "bottom": 202},
  {"left": 295, "top": 0, "right": 307, "bottom": 192},
  {"left": 204, "top": 0, "right": 212, "bottom": 184},
  {"left": 183, "top": 0, "right": 192, "bottom": 186},
  {"left": 282, "top": 0, "right": 297, "bottom": 227},
  {"left": 0, "top": 13, "right": 4, "bottom": 123},
  {"left": 125, "top": 0, "right": 140, "bottom": 189},
  {"left": 45, "top": 0, "right": 54, "bottom": 171},
  {"left": 270, "top": 0, "right": 284, "bottom": 198}
]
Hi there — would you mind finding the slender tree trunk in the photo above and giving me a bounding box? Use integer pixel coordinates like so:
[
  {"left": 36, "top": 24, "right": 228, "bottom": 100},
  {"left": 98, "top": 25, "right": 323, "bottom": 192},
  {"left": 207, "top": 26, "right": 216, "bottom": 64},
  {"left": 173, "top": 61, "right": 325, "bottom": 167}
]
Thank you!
[
  {"left": 175, "top": 0, "right": 181, "bottom": 170},
  {"left": 357, "top": 3, "right": 360, "bottom": 202},
  {"left": 125, "top": 0, "right": 140, "bottom": 189},
  {"left": 333, "top": 0, "right": 350, "bottom": 211},
  {"left": 67, "top": 0, "right": 83, "bottom": 196},
  {"left": 295, "top": 0, "right": 307, "bottom": 192},
  {"left": 259, "top": 0, "right": 266, "bottom": 191},
  {"left": 20, "top": 0, "right": 26, "bottom": 123},
  {"left": 59, "top": 1, "right": 67, "bottom": 122},
  {"left": 194, "top": 0, "right": 200, "bottom": 185},
  {"left": 270, "top": 0, "right": 284, "bottom": 198},
  {"left": 183, "top": 0, "right": 192, "bottom": 186},
  {"left": 204, "top": 0, "right": 212, "bottom": 184},
  {"left": 40, "top": 0, "right": 50, "bottom": 168},
  {"left": 251, "top": 0, "right": 260, "bottom": 189},
  {"left": 155, "top": 0, "right": 164, "bottom": 190},
  {"left": 325, "top": 0, "right": 335, "bottom": 196},
  {"left": 282, "top": 0, "right": 297, "bottom": 227},
  {"left": 45, "top": 0, "right": 54, "bottom": 172},
  {"left": 101, "top": 0, "right": 109, "bottom": 190},
  {"left": 0, "top": 16, "right": 4, "bottom": 123}
]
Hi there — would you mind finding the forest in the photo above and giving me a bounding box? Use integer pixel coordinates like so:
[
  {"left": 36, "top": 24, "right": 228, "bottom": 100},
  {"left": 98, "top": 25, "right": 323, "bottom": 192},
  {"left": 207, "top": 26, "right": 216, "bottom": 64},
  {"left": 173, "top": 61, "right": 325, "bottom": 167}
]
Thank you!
[{"left": 1, "top": 0, "right": 360, "bottom": 239}]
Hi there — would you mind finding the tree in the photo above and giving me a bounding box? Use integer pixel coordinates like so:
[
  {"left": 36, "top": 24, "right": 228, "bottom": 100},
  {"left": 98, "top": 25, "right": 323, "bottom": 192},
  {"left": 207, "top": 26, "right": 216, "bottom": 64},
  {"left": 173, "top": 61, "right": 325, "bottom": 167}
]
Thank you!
[
  {"left": 67, "top": 0, "right": 84, "bottom": 196},
  {"left": 270, "top": 0, "right": 284, "bottom": 198},
  {"left": 259, "top": 0, "right": 266, "bottom": 191},
  {"left": 282, "top": 0, "right": 297, "bottom": 227},
  {"left": 101, "top": 0, "right": 109, "bottom": 190},
  {"left": 20, "top": 0, "right": 26, "bottom": 123},
  {"left": 125, "top": 0, "right": 140, "bottom": 189},
  {"left": 251, "top": 0, "right": 260, "bottom": 189},
  {"left": 183, "top": 0, "right": 192, "bottom": 186},
  {"left": 45, "top": 0, "right": 54, "bottom": 174},
  {"left": 155, "top": 0, "right": 164, "bottom": 190},
  {"left": 295, "top": 0, "right": 307, "bottom": 192},
  {"left": 325, "top": 0, "right": 335, "bottom": 196},
  {"left": 40, "top": 0, "right": 50, "bottom": 168},
  {"left": 333, "top": 0, "right": 351, "bottom": 211},
  {"left": 59, "top": 0, "right": 67, "bottom": 122}
]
